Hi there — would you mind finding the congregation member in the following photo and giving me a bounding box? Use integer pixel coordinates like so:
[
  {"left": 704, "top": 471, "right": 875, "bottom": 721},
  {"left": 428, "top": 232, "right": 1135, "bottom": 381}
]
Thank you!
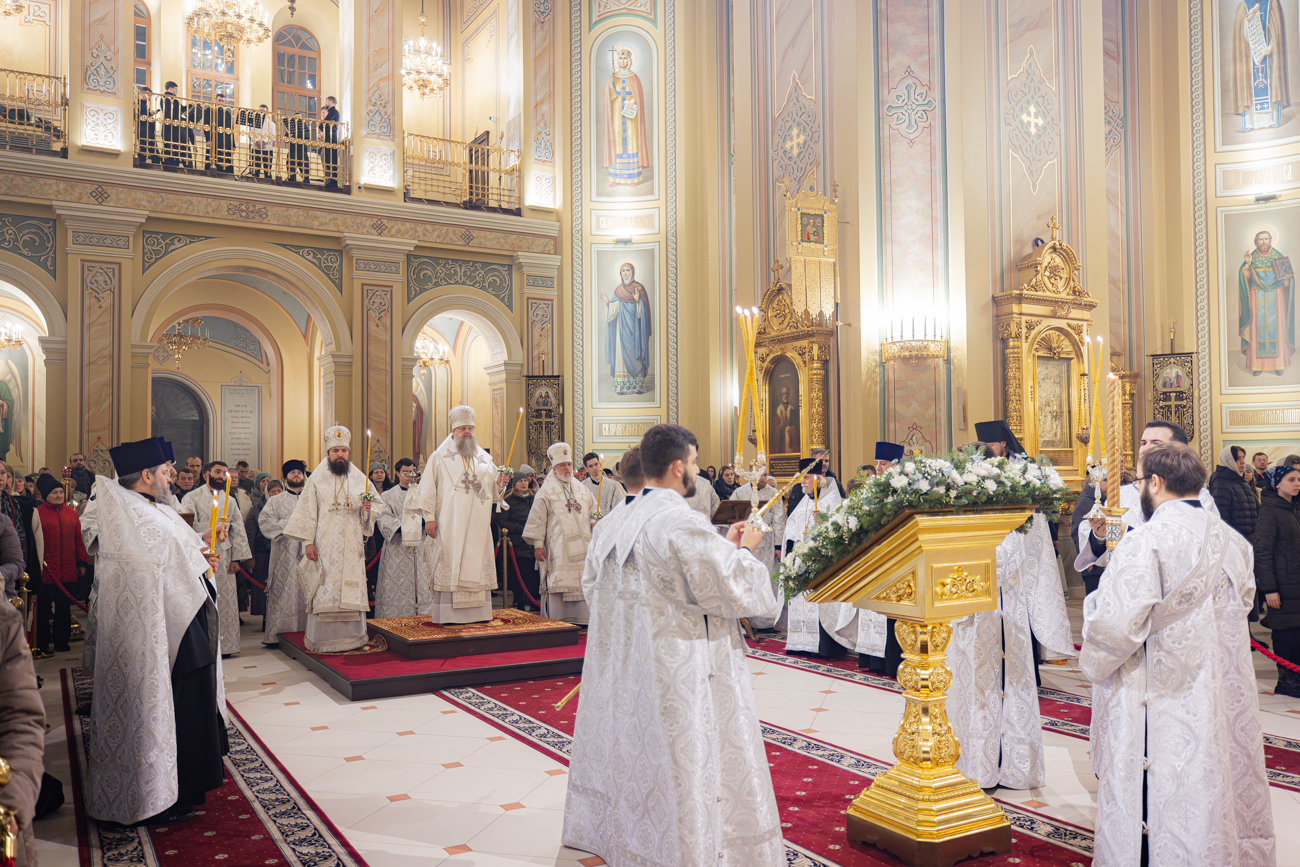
[
  {"left": 0, "top": 566, "right": 43, "bottom": 866},
  {"left": 182, "top": 461, "right": 252, "bottom": 657},
  {"left": 730, "top": 468, "right": 784, "bottom": 630},
  {"left": 1209, "top": 445, "right": 1259, "bottom": 542},
  {"left": 0, "top": 461, "right": 40, "bottom": 597},
  {"left": 524, "top": 442, "right": 596, "bottom": 623},
  {"left": 283, "top": 426, "right": 384, "bottom": 652},
  {"left": 260, "top": 460, "right": 308, "bottom": 646},
  {"left": 784, "top": 457, "right": 848, "bottom": 656},
  {"left": 84, "top": 436, "right": 226, "bottom": 827},
  {"left": 563, "top": 423, "right": 782, "bottom": 866},
  {"left": 1253, "top": 451, "right": 1270, "bottom": 475},
  {"left": 185, "top": 455, "right": 204, "bottom": 480},
  {"left": 319, "top": 96, "right": 341, "bottom": 188},
  {"left": 173, "top": 468, "right": 197, "bottom": 497},
  {"left": 376, "top": 458, "right": 432, "bottom": 618},
  {"left": 245, "top": 477, "right": 281, "bottom": 619},
  {"left": 581, "top": 451, "right": 625, "bottom": 515},
  {"left": 405, "top": 406, "right": 499, "bottom": 624},
  {"left": 68, "top": 452, "right": 93, "bottom": 497},
  {"left": 713, "top": 465, "right": 741, "bottom": 500},
  {"left": 1082, "top": 441, "right": 1275, "bottom": 865},
  {"left": 617, "top": 445, "right": 645, "bottom": 502},
  {"left": 33, "top": 474, "right": 88, "bottom": 656},
  {"left": 494, "top": 472, "right": 539, "bottom": 610},
  {"left": 1256, "top": 463, "right": 1300, "bottom": 698},
  {"left": 248, "top": 104, "right": 275, "bottom": 178},
  {"left": 161, "top": 81, "right": 185, "bottom": 166}
]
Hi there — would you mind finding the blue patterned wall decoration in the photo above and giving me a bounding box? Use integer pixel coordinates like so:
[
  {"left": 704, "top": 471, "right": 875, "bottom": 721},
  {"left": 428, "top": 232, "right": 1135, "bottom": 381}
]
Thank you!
[
  {"left": 0, "top": 213, "right": 57, "bottom": 277},
  {"left": 407, "top": 255, "right": 514, "bottom": 311}
]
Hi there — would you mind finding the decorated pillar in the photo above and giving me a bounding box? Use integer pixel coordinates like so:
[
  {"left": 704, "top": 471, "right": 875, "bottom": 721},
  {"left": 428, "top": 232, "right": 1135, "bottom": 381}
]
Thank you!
[
  {"left": 514, "top": 252, "right": 560, "bottom": 375},
  {"left": 484, "top": 360, "right": 526, "bottom": 464},
  {"left": 70, "top": 0, "right": 131, "bottom": 161}
]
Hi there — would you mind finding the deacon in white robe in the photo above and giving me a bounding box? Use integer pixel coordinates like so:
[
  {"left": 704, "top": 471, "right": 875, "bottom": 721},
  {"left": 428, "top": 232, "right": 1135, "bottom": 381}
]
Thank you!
[
  {"left": 1082, "top": 443, "right": 1274, "bottom": 867},
  {"left": 84, "top": 437, "right": 226, "bottom": 826},
  {"left": 375, "top": 459, "right": 434, "bottom": 618},
  {"left": 731, "top": 474, "right": 785, "bottom": 629},
  {"left": 683, "top": 475, "right": 720, "bottom": 519},
  {"left": 283, "top": 426, "right": 385, "bottom": 653},
  {"left": 581, "top": 450, "right": 626, "bottom": 515},
  {"left": 523, "top": 442, "right": 596, "bottom": 623},
  {"left": 181, "top": 463, "right": 252, "bottom": 656},
  {"left": 563, "top": 425, "right": 783, "bottom": 867},
  {"left": 260, "top": 460, "right": 307, "bottom": 645},
  {"left": 404, "top": 405, "right": 501, "bottom": 624},
  {"left": 784, "top": 463, "right": 854, "bottom": 655}
]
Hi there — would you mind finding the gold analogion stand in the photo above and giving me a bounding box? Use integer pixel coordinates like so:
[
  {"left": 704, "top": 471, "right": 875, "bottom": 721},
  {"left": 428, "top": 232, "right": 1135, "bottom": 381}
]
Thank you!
[{"left": 804, "top": 508, "right": 1035, "bottom": 867}]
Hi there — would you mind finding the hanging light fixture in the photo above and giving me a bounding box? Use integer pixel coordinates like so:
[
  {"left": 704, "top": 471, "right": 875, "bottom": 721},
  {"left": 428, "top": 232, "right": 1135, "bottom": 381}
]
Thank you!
[
  {"left": 414, "top": 335, "right": 450, "bottom": 372},
  {"left": 402, "top": 0, "right": 450, "bottom": 99},
  {"left": 0, "top": 322, "right": 22, "bottom": 352},
  {"left": 158, "top": 317, "right": 211, "bottom": 369},
  {"left": 185, "top": 0, "right": 271, "bottom": 55},
  {"left": 1, "top": 0, "right": 26, "bottom": 19}
]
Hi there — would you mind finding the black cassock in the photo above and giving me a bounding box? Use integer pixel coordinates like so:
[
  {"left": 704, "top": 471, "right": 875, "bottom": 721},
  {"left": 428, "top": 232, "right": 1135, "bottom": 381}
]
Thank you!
[{"left": 169, "top": 572, "right": 227, "bottom": 809}]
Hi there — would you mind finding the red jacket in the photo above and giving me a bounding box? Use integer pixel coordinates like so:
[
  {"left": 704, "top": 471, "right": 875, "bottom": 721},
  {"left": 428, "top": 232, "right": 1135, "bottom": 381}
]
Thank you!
[{"left": 36, "top": 503, "right": 88, "bottom": 584}]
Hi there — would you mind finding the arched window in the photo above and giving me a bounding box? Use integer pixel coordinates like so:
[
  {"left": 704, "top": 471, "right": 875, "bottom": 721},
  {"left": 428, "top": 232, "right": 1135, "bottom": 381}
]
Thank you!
[
  {"left": 189, "top": 31, "right": 238, "bottom": 101},
  {"left": 133, "top": 3, "right": 151, "bottom": 88},
  {"left": 273, "top": 26, "right": 320, "bottom": 116},
  {"left": 151, "top": 377, "right": 208, "bottom": 466}
]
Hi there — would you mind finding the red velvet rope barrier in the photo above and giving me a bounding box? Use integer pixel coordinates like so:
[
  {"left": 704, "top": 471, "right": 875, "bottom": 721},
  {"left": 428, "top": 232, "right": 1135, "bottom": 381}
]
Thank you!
[{"left": 49, "top": 578, "right": 89, "bottom": 613}]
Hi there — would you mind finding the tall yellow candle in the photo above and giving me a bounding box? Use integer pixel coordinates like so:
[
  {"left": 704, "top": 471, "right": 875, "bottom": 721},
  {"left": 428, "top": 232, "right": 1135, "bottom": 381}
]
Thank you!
[
  {"left": 208, "top": 491, "right": 220, "bottom": 554},
  {"left": 507, "top": 407, "right": 524, "bottom": 466},
  {"left": 596, "top": 454, "right": 604, "bottom": 506},
  {"left": 364, "top": 429, "right": 372, "bottom": 495},
  {"left": 1093, "top": 339, "right": 1106, "bottom": 459},
  {"left": 1106, "top": 372, "right": 1120, "bottom": 505},
  {"left": 220, "top": 474, "right": 232, "bottom": 521}
]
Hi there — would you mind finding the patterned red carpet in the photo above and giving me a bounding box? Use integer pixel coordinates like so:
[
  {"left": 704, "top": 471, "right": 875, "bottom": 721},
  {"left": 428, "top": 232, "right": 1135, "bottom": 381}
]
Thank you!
[
  {"left": 62, "top": 669, "right": 370, "bottom": 867},
  {"left": 440, "top": 675, "right": 1096, "bottom": 866}
]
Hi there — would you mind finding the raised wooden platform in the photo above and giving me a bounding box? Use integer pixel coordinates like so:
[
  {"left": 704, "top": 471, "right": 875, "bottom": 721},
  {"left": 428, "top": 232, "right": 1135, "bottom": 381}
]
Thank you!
[{"left": 366, "top": 609, "right": 581, "bottom": 660}]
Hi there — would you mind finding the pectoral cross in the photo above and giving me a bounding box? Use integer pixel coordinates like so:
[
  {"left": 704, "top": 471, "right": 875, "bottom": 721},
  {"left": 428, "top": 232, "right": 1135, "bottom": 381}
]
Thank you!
[{"left": 458, "top": 469, "right": 483, "bottom": 496}]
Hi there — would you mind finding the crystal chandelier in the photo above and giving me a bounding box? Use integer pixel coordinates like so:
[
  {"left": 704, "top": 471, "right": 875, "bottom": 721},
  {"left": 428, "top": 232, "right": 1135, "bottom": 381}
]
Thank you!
[
  {"left": 402, "top": 0, "right": 449, "bottom": 99},
  {"left": 159, "top": 318, "right": 211, "bottom": 369},
  {"left": 1, "top": 0, "right": 26, "bottom": 19},
  {"left": 0, "top": 322, "right": 22, "bottom": 352},
  {"left": 185, "top": 0, "right": 271, "bottom": 54},
  {"left": 414, "top": 335, "right": 450, "bottom": 371}
]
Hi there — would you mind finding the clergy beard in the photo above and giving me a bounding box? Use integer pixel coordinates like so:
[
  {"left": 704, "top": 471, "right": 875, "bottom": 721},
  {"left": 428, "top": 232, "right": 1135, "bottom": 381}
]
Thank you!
[
  {"left": 455, "top": 433, "right": 478, "bottom": 460},
  {"left": 328, "top": 457, "right": 350, "bottom": 476},
  {"left": 682, "top": 468, "right": 697, "bottom": 499},
  {"left": 208, "top": 476, "right": 225, "bottom": 490},
  {"left": 286, "top": 480, "right": 303, "bottom": 492},
  {"left": 1140, "top": 484, "right": 1155, "bottom": 522},
  {"left": 150, "top": 470, "right": 171, "bottom": 502}
]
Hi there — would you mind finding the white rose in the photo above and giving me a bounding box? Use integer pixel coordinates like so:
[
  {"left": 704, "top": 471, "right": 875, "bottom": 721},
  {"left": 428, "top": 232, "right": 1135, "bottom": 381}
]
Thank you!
[
  {"left": 917, "top": 479, "right": 931, "bottom": 492},
  {"left": 890, "top": 475, "right": 909, "bottom": 489},
  {"left": 934, "top": 485, "right": 946, "bottom": 494},
  {"left": 983, "top": 479, "right": 997, "bottom": 493},
  {"left": 847, "top": 515, "right": 859, "bottom": 531},
  {"left": 962, "top": 472, "right": 978, "bottom": 485},
  {"left": 903, "top": 462, "right": 916, "bottom": 474}
]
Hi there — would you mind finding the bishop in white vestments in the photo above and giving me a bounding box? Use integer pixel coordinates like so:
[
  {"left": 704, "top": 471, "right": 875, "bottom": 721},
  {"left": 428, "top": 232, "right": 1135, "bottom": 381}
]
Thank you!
[
  {"left": 84, "top": 437, "right": 226, "bottom": 826},
  {"left": 283, "top": 427, "right": 385, "bottom": 652},
  {"left": 1082, "top": 442, "right": 1274, "bottom": 867},
  {"left": 523, "top": 442, "right": 596, "bottom": 623},
  {"left": 375, "top": 458, "right": 433, "bottom": 618},
  {"left": 784, "top": 458, "right": 854, "bottom": 655},
  {"left": 260, "top": 460, "right": 307, "bottom": 645},
  {"left": 404, "top": 406, "right": 500, "bottom": 624},
  {"left": 181, "top": 461, "right": 252, "bottom": 656},
  {"left": 730, "top": 472, "right": 785, "bottom": 629},
  {"left": 564, "top": 423, "right": 783, "bottom": 867}
]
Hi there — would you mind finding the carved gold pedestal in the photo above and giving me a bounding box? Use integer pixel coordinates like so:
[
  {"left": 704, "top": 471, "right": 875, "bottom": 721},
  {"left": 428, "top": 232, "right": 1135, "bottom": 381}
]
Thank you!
[{"left": 805, "top": 508, "right": 1034, "bottom": 867}]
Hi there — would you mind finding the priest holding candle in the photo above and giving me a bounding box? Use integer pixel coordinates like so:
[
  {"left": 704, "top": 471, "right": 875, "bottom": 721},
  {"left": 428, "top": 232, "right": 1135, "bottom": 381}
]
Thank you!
[{"left": 181, "top": 460, "right": 252, "bottom": 657}]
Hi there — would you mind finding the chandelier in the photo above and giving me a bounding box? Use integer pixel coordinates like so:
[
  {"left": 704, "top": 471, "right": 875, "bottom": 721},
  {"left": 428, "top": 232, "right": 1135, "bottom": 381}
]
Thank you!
[
  {"left": 0, "top": 322, "right": 22, "bottom": 352},
  {"left": 414, "top": 335, "right": 450, "bottom": 371},
  {"left": 402, "top": 1, "right": 449, "bottom": 99},
  {"left": 159, "top": 318, "right": 211, "bottom": 369},
  {"left": 185, "top": 0, "right": 270, "bottom": 54},
  {"left": 1, "top": 0, "right": 25, "bottom": 19}
]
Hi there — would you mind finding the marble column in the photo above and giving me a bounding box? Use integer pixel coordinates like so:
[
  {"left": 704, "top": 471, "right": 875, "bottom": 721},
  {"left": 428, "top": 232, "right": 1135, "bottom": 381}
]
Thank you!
[
  {"left": 484, "top": 361, "right": 525, "bottom": 465},
  {"left": 514, "top": 251, "right": 560, "bottom": 375},
  {"left": 36, "top": 337, "right": 67, "bottom": 472}
]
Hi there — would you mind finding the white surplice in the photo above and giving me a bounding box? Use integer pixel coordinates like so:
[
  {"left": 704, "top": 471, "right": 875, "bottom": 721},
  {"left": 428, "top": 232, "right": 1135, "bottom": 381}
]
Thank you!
[
  {"left": 582, "top": 475, "right": 626, "bottom": 516},
  {"left": 258, "top": 489, "right": 306, "bottom": 644},
  {"left": 947, "top": 514, "right": 1074, "bottom": 789},
  {"left": 683, "top": 477, "right": 720, "bottom": 519},
  {"left": 563, "top": 488, "right": 784, "bottom": 867},
  {"left": 783, "top": 485, "right": 867, "bottom": 654},
  {"left": 1081, "top": 500, "right": 1275, "bottom": 867},
  {"left": 405, "top": 436, "right": 497, "bottom": 623},
  {"left": 283, "top": 461, "right": 384, "bottom": 652},
  {"left": 375, "top": 484, "right": 434, "bottom": 618},
  {"left": 523, "top": 472, "right": 596, "bottom": 623},
  {"left": 82, "top": 476, "right": 218, "bottom": 824},
  {"left": 730, "top": 482, "right": 785, "bottom": 629},
  {"left": 1075, "top": 484, "right": 1220, "bottom": 572},
  {"left": 182, "top": 486, "right": 252, "bottom": 655}
]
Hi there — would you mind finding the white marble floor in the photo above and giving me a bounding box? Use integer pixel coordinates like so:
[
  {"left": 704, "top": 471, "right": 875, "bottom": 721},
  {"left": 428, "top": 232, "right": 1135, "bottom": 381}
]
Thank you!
[{"left": 29, "top": 609, "right": 1300, "bottom": 867}]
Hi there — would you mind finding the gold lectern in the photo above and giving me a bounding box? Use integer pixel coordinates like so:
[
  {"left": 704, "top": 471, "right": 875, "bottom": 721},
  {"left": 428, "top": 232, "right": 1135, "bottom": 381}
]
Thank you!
[{"left": 804, "top": 507, "right": 1034, "bottom": 867}]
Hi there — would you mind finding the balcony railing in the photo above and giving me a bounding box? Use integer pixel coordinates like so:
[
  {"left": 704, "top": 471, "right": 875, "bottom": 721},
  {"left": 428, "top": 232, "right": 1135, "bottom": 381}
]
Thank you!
[
  {"left": 404, "top": 132, "right": 520, "bottom": 213},
  {"left": 0, "top": 68, "right": 67, "bottom": 156},
  {"left": 133, "top": 93, "right": 350, "bottom": 191}
]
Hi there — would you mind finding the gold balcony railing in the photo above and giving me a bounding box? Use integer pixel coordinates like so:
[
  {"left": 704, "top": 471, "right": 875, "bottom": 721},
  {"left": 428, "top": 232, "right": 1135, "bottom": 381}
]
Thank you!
[
  {"left": 133, "top": 92, "right": 350, "bottom": 190},
  {"left": 0, "top": 68, "right": 67, "bottom": 155},
  {"left": 404, "top": 132, "right": 520, "bottom": 212}
]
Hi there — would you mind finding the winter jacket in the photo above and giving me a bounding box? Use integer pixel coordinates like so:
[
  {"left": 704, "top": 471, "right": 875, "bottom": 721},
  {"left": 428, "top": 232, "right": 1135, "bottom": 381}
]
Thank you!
[
  {"left": 493, "top": 492, "right": 535, "bottom": 553},
  {"left": 0, "top": 515, "right": 24, "bottom": 597},
  {"left": 1256, "top": 490, "right": 1300, "bottom": 631},
  {"left": 35, "top": 502, "right": 89, "bottom": 583},
  {"left": 1208, "top": 464, "right": 1260, "bottom": 542},
  {"left": 0, "top": 596, "right": 44, "bottom": 866}
]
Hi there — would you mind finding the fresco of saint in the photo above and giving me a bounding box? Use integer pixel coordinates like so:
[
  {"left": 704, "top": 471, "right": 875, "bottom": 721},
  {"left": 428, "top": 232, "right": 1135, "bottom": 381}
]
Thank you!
[
  {"left": 600, "top": 262, "right": 653, "bottom": 395},
  {"left": 602, "top": 47, "right": 650, "bottom": 188},
  {"left": 1239, "top": 229, "right": 1296, "bottom": 375},
  {"left": 1232, "top": 0, "right": 1292, "bottom": 132}
]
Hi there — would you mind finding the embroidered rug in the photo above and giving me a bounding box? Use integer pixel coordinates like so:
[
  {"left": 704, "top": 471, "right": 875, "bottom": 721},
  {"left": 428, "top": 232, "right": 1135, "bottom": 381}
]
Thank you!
[
  {"left": 437, "top": 675, "right": 1096, "bottom": 867},
  {"left": 369, "top": 608, "right": 577, "bottom": 641},
  {"left": 62, "top": 669, "right": 370, "bottom": 867},
  {"left": 744, "top": 641, "right": 1300, "bottom": 793}
]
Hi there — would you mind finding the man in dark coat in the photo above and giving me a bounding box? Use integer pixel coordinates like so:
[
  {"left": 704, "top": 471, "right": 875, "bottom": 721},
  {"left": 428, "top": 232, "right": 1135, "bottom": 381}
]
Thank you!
[
  {"left": 1256, "top": 465, "right": 1300, "bottom": 698},
  {"left": 1209, "top": 445, "right": 1259, "bottom": 542},
  {"left": 493, "top": 472, "right": 539, "bottom": 610}
]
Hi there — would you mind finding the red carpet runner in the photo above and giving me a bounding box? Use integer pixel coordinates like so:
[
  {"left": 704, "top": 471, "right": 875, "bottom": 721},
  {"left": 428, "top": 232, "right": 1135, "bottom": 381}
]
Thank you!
[
  {"left": 438, "top": 675, "right": 1095, "bottom": 867},
  {"left": 62, "top": 669, "right": 370, "bottom": 867},
  {"left": 745, "top": 639, "right": 1300, "bottom": 793}
]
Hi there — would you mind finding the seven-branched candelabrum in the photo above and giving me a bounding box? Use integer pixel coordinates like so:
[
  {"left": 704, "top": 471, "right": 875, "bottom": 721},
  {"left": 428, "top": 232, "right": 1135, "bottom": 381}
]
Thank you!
[{"left": 778, "top": 446, "right": 1069, "bottom": 599}]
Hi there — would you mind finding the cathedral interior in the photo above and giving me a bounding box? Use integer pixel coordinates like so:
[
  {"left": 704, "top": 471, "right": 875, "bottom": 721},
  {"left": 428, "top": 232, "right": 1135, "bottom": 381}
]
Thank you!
[{"left": 2, "top": 0, "right": 1300, "bottom": 865}]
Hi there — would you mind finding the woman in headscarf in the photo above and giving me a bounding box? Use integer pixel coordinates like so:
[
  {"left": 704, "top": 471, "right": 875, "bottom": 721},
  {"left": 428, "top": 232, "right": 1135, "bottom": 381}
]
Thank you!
[
  {"left": 493, "top": 472, "right": 539, "bottom": 611},
  {"left": 1255, "top": 464, "right": 1300, "bottom": 698},
  {"left": 703, "top": 466, "right": 717, "bottom": 484},
  {"left": 249, "top": 471, "right": 272, "bottom": 508},
  {"left": 713, "top": 465, "right": 741, "bottom": 500},
  {"left": 1208, "top": 444, "right": 1259, "bottom": 543}
]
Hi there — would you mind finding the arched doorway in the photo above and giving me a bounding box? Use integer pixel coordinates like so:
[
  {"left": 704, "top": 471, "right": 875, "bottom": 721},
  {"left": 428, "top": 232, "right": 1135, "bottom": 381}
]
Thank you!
[{"left": 152, "top": 377, "right": 208, "bottom": 464}]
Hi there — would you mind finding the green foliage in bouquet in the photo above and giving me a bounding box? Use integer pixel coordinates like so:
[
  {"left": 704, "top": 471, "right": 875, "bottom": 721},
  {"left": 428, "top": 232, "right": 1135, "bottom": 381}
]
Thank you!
[{"left": 777, "top": 446, "right": 1069, "bottom": 599}]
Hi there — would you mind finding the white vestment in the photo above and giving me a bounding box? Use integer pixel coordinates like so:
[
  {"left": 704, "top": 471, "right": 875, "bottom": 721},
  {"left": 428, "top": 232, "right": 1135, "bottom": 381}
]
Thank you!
[
  {"left": 582, "top": 475, "right": 626, "bottom": 515},
  {"left": 783, "top": 485, "right": 869, "bottom": 654},
  {"left": 947, "top": 514, "right": 1074, "bottom": 789},
  {"left": 1075, "top": 484, "right": 1220, "bottom": 572},
  {"left": 375, "top": 484, "right": 434, "bottom": 618},
  {"left": 258, "top": 489, "right": 306, "bottom": 644},
  {"left": 405, "top": 436, "right": 498, "bottom": 623},
  {"left": 283, "top": 462, "right": 384, "bottom": 652},
  {"left": 563, "top": 488, "right": 783, "bottom": 867},
  {"left": 523, "top": 472, "right": 596, "bottom": 623},
  {"left": 82, "top": 476, "right": 218, "bottom": 824},
  {"left": 731, "top": 482, "right": 785, "bottom": 629},
  {"left": 1082, "top": 500, "right": 1275, "bottom": 867},
  {"left": 683, "top": 478, "right": 720, "bottom": 519},
  {"left": 182, "top": 486, "right": 252, "bottom": 655}
]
